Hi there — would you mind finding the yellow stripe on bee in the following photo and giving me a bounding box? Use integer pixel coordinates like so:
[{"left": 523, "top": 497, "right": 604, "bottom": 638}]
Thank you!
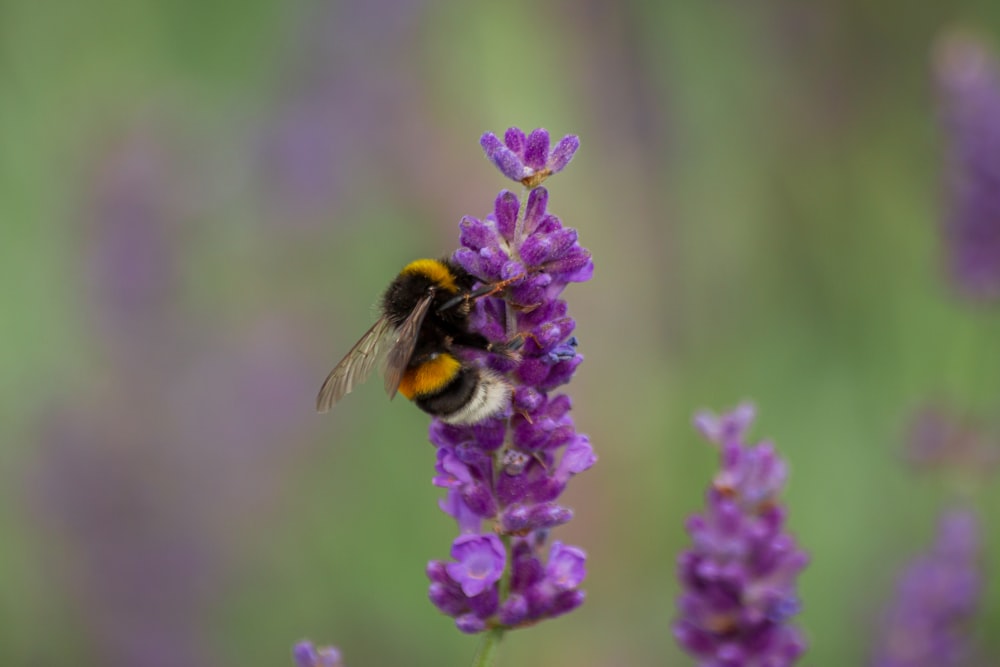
[
  {"left": 401, "top": 259, "right": 459, "bottom": 293},
  {"left": 398, "top": 353, "right": 462, "bottom": 399}
]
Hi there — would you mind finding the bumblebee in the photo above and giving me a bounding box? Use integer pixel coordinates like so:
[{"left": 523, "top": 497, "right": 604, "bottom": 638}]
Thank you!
[{"left": 316, "top": 258, "right": 519, "bottom": 424}]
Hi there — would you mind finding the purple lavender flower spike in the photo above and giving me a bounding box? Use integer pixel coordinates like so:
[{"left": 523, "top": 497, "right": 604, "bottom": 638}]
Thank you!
[
  {"left": 934, "top": 33, "right": 1000, "bottom": 301},
  {"left": 675, "top": 404, "right": 809, "bottom": 666},
  {"left": 870, "top": 510, "right": 981, "bottom": 667},
  {"left": 480, "top": 127, "right": 581, "bottom": 188},
  {"left": 293, "top": 641, "right": 344, "bottom": 667},
  {"left": 86, "top": 126, "right": 177, "bottom": 348},
  {"left": 427, "top": 130, "right": 593, "bottom": 634}
]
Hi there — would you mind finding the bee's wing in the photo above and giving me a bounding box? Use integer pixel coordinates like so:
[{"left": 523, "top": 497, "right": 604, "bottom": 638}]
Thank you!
[
  {"left": 316, "top": 315, "right": 395, "bottom": 413},
  {"left": 383, "top": 292, "right": 434, "bottom": 399}
]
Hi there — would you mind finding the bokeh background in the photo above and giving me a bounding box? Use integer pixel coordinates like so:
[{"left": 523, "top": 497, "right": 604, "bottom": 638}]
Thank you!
[{"left": 3, "top": 1, "right": 1000, "bottom": 665}]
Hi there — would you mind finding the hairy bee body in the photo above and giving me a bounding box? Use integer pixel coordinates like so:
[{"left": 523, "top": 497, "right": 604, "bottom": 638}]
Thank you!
[{"left": 316, "top": 258, "right": 511, "bottom": 424}]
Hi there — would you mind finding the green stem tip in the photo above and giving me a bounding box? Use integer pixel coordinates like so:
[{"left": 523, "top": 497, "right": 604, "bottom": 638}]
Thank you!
[{"left": 470, "top": 628, "right": 505, "bottom": 667}]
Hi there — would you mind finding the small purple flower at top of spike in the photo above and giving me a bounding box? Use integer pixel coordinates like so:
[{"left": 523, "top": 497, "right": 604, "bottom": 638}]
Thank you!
[
  {"left": 293, "top": 641, "right": 344, "bottom": 667},
  {"left": 480, "top": 127, "right": 580, "bottom": 188},
  {"left": 675, "top": 404, "right": 809, "bottom": 667}
]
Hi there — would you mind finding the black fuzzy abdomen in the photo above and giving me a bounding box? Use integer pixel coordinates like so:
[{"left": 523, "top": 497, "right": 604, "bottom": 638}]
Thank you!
[{"left": 415, "top": 366, "right": 478, "bottom": 418}]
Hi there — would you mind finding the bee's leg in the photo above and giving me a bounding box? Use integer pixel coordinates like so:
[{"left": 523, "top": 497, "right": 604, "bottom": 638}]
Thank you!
[
  {"left": 487, "top": 338, "right": 522, "bottom": 363},
  {"left": 490, "top": 331, "right": 541, "bottom": 358},
  {"left": 437, "top": 273, "right": 527, "bottom": 314},
  {"left": 471, "top": 273, "right": 526, "bottom": 300},
  {"left": 445, "top": 326, "right": 524, "bottom": 363},
  {"left": 446, "top": 328, "right": 494, "bottom": 352}
]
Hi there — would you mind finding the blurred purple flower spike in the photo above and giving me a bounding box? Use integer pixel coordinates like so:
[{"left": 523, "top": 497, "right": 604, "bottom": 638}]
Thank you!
[
  {"left": 35, "top": 120, "right": 320, "bottom": 667},
  {"left": 935, "top": 32, "right": 1000, "bottom": 301},
  {"left": 427, "top": 128, "right": 593, "bottom": 634},
  {"left": 86, "top": 126, "right": 178, "bottom": 346},
  {"left": 870, "top": 510, "right": 981, "bottom": 667},
  {"left": 675, "top": 404, "right": 809, "bottom": 667}
]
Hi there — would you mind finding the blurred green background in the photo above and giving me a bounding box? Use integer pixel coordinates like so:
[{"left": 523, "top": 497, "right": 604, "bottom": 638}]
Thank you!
[{"left": 3, "top": 1, "right": 1000, "bottom": 665}]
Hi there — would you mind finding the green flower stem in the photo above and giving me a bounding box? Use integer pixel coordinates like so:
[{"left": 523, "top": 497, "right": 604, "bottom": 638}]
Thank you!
[
  {"left": 498, "top": 533, "right": 512, "bottom": 599},
  {"left": 470, "top": 628, "right": 505, "bottom": 667}
]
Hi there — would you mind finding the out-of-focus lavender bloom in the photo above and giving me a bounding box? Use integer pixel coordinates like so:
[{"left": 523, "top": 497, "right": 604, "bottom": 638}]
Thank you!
[
  {"left": 935, "top": 33, "right": 1000, "bottom": 301},
  {"left": 903, "top": 404, "right": 1000, "bottom": 480},
  {"left": 293, "top": 641, "right": 345, "bottom": 667},
  {"left": 85, "top": 126, "right": 178, "bottom": 346},
  {"left": 34, "top": 408, "right": 215, "bottom": 667},
  {"left": 480, "top": 128, "right": 581, "bottom": 188},
  {"left": 426, "top": 128, "right": 594, "bottom": 634},
  {"left": 870, "top": 510, "right": 981, "bottom": 667},
  {"left": 34, "top": 324, "right": 315, "bottom": 667},
  {"left": 674, "top": 404, "right": 809, "bottom": 667},
  {"left": 257, "top": 0, "right": 427, "bottom": 228},
  {"left": 33, "top": 124, "right": 319, "bottom": 667}
]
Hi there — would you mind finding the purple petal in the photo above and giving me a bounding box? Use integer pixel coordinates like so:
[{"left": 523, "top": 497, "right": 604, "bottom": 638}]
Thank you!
[
  {"left": 557, "top": 437, "right": 597, "bottom": 478},
  {"left": 439, "top": 488, "right": 483, "bottom": 534},
  {"left": 508, "top": 272, "right": 551, "bottom": 306},
  {"left": 455, "top": 613, "right": 487, "bottom": 634},
  {"left": 429, "top": 581, "right": 467, "bottom": 616},
  {"left": 541, "top": 247, "right": 592, "bottom": 279},
  {"left": 520, "top": 228, "right": 579, "bottom": 267},
  {"left": 546, "top": 541, "right": 587, "bottom": 590},
  {"left": 460, "top": 481, "right": 498, "bottom": 518},
  {"left": 494, "top": 190, "right": 520, "bottom": 240},
  {"left": 476, "top": 247, "right": 509, "bottom": 282},
  {"left": 548, "top": 135, "right": 580, "bottom": 173},
  {"left": 459, "top": 215, "right": 496, "bottom": 252},
  {"left": 447, "top": 534, "right": 506, "bottom": 597},
  {"left": 481, "top": 132, "right": 527, "bottom": 181},
  {"left": 452, "top": 246, "right": 482, "bottom": 278},
  {"left": 538, "top": 355, "right": 583, "bottom": 390},
  {"left": 523, "top": 187, "right": 549, "bottom": 235},
  {"left": 524, "top": 128, "right": 551, "bottom": 171},
  {"left": 499, "top": 593, "right": 529, "bottom": 626},
  {"left": 530, "top": 503, "right": 573, "bottom": 529},
  {"left": 512, "top": 386, "right": 544, "bottom": 414},
  {"left": 504, "top": 127, "right": 527, "bottom": 154}
]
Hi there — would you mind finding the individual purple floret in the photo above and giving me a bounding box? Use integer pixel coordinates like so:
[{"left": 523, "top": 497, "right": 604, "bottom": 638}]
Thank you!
[
  {"left": 870, "top": 510, "right": 981, "bottom": 667},
  {"left": 293, "top": 641, "right": 344, "bottom": 667},
  {"left": 480, "top": 127, "right": 581, "bottom": 188},
  {"left": 934, "top": 33, "right": 1000, "bottom": 301},
  {"left": 447, "top": 534, "right": 507, "bottom": 597},
  {"left": 426, "top": 128, "right": 594, "bottom": 634},
  {"left": 674, "top": 404, "right": 809, "bottom": 667}
]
